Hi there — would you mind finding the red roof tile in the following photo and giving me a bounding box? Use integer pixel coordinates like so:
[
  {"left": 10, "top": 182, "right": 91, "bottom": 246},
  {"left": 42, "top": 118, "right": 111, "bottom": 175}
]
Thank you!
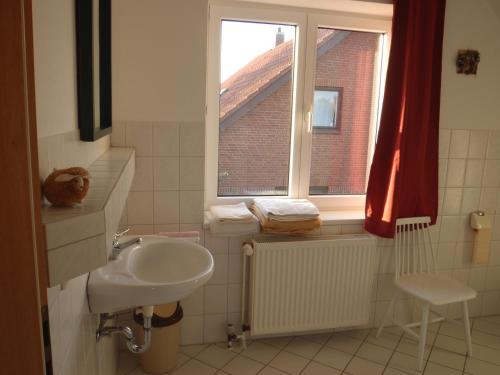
[{"left": 219, "top": 29, "right": 336, "bottom": 122}]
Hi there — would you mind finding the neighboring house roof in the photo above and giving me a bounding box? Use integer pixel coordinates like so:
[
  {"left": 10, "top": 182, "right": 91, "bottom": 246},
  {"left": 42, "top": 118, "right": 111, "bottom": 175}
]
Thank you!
[{"left": 219, "top": 29, "right": 351, "bottom": 126}]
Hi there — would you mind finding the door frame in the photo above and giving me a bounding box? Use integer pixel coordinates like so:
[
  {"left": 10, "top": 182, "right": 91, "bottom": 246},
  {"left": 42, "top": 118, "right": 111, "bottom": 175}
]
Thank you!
[{"left": 0, "top": 0, "right": 48, "bottom": 374}]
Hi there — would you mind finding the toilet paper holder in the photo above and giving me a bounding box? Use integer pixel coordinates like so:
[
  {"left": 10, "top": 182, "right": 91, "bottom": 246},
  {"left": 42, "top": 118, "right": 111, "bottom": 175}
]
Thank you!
[{"left": 470, "top": 211, "right": 489, "bottom": 230}]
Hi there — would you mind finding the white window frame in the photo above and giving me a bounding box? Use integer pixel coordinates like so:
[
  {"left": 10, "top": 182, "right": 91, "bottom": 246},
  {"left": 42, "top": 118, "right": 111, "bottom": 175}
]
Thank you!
[{"left": 205, "top": 1, "right": 392, "bottom": 211}]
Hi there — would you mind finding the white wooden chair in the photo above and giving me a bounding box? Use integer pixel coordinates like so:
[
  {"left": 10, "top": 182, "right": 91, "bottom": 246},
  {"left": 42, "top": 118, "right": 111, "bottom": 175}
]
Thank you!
[{"left": 376, "top": 217, "right": 477, "bottom": 372}]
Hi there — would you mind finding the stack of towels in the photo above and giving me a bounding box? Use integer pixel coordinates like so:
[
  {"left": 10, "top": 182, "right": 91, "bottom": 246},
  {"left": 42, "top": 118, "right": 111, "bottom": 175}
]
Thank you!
[
  {"left": 208, "top": 202, "right": 260, "bottom": 235},
  {"left": 251, "top": 198, "right": 321, "bottom": 234}
]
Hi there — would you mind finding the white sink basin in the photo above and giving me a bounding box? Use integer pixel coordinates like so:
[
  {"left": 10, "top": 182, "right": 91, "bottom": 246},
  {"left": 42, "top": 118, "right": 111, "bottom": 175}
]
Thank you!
[{"left": 87, "top": 236, "right": 214, "bottom": 313}]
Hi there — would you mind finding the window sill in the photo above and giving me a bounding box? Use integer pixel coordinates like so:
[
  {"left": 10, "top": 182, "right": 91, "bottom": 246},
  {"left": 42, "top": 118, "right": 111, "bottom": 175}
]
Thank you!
[{"left": 203, "top": 209, "right": 365, "bottom": 234}]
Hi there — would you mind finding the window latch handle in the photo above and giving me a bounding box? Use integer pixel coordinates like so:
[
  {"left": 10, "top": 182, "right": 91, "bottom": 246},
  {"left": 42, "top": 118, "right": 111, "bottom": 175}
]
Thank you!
[{"left": 306, "top": 110, "right": 312, "bottom": 133}]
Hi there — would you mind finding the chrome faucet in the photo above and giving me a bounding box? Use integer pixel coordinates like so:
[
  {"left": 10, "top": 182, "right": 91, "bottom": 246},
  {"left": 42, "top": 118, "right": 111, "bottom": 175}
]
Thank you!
[{"left": 110, "top": 227, "right": 142, "bottom": 260}]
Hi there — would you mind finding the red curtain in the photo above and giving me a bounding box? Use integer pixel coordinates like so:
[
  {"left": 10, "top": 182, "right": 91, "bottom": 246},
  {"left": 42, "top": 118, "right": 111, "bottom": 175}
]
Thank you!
[{"left": 364, "top": 0, "right": 446, "bottom": 238}]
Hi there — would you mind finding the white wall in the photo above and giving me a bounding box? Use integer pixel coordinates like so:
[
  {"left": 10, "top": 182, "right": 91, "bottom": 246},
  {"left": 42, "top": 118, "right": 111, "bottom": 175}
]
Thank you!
[
  {"left": 112, "top": 0, "right": 207, "bottom": 122},
  {"left": 32, "top": 0, "right": 78, "bottom": 138},
  {"left": 440, "top": 0, "right": 500, "bottom": 130}
]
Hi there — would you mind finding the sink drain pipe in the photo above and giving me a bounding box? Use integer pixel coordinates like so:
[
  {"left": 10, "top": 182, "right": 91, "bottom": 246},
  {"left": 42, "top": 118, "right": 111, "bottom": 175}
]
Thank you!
[{"left": 96, "top": 306, "right": 154, "bottom": 354}]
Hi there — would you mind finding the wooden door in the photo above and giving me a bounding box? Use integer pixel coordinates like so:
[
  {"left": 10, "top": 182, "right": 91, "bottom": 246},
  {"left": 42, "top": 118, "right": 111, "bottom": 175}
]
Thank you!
[{"left": 0, "top": 0, "right": 48, "bottom": 374}]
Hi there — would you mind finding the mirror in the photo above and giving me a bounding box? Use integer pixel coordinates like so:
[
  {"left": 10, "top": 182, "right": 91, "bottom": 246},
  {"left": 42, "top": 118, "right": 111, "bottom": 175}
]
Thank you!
[{"left": 75, "top": 0, "right": 111, "bottom": 141}]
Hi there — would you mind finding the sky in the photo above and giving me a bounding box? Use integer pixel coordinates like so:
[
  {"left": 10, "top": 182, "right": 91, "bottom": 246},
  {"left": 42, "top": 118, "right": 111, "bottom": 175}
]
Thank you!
[{"left": 220, "top": 20, "right": 296, "bottom": 82}]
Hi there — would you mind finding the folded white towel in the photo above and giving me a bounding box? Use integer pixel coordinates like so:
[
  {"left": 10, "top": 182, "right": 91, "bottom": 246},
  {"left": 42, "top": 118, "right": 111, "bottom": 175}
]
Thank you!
[
  {"left": 210, "top": 202, "right": 255, "bottom": 222},
  {"left": 253, "top": 198, "right": 320, "bottom": 219}
]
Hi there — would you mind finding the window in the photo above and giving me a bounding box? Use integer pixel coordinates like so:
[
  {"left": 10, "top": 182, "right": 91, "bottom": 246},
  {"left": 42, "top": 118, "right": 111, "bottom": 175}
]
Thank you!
[
  {"left": 312, "top": 88, "right": 341, "bottom": 129},
  {"left": 206, "top": 4, "right": 391, "bottom": 210}
]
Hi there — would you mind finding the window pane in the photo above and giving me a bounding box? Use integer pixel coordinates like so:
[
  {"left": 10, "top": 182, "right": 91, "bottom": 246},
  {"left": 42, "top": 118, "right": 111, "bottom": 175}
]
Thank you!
[
  {"left": 217, "top": 20, "right": 296, "bottom": 196},
  {"left": 313, "top": 89, "right": 339, "bottom": 128},
  {"left": 309, "top": 28, "right": 383, "bottom": 196}
]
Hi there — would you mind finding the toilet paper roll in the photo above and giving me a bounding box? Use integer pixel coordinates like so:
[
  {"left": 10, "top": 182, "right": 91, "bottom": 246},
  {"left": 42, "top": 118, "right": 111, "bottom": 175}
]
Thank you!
[{"left": 472, "top": 228, "right": 492, "bottom": 264}]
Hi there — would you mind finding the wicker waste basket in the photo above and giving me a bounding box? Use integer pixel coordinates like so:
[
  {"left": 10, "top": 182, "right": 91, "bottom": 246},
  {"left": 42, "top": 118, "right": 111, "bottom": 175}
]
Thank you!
[{"left": 133, "top": 302, "right": 183, "bottom": 375}]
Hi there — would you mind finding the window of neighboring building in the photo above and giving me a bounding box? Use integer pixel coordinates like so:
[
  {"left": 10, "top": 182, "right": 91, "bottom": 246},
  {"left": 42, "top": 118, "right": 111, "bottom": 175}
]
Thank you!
[
  {"left": 312, "top": 88, "right": 341, "bottom": 129},
  {"left": 205, "top": 4, "right": 391, "bottom": 210}
]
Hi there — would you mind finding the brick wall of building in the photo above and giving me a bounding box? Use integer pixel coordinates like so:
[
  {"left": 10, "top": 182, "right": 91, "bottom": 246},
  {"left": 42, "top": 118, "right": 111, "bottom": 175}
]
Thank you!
[{"left": 218, "top": 31, "right": 379, "bottom": 196}]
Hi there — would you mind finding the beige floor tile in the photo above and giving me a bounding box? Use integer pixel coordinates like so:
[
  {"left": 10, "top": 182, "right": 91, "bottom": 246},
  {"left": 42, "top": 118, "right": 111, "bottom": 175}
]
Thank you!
[
  {"left": 476, "top": 316, "right": 500, "bottom": 325},
  {"left": 196, "top": 344, "right": 238, "bottom": 369},
  {"left": 172, "top": 359, "right": 217, "bottom": 375},
  {"left": 383, "top": 367, "right": 410, "bottom": 375},
  {"left": 313, "top": 346, "right": 352, "bottom": 370},
  {"left": 223, "top": 356, "right": 264, "bottom": 375},
  {"left": 387, "top": 351, "right": 421, "bottom": 375},
  {"left": 396, "top": 337, "right": 431, "bottom": 360},
  {"left": 433, "top": 335, "right": 467, "bottom": 355},
  {"left": 465, "top": 357, "right": 500, "bottom": 375},
  {"left": 117, "top": 352, "right": 139, "bottom": 375},
  {"left": 356, "top": 342, "right": 393, "bottom": 366},
  {"left": 344, "top": 356, "right": 384, "bottom": 375},
  {"left": 177, "top": 353, "right": 191, "bottom": 369},
  {"left": 326, "top": 333, "right": 363, "bottom": 354},
  {"left": 240, "top": 341, "right": 280, "bottom": 364},
  {"left": 367, "top": 330, "right": 402, "bottom": 350},
  {"left": 341, "top": 329, "right": 371, "bottom": 340},
  {"left": 471, "top": 330, "right": 500, "bottom": 350},
  {"left": 261, "top": 336, "right": 293, "bottom": 349},
  {"left": 284, "top": 336, "right": 322, "bottom": 359},
  {"left": 473, "top": 319, "right": 500, "bottom": 337},
  {"left": 257, "top": 366, "right": 289, "bottom": 375},
  {"left": 269, "top": 351, "right": 309, "bottom": 375},
  {"left": 403, "top": 330, "right": 437, "bottom": 346},
  {"left": 128, "top": 367, "right": 151, "bottom": 375},
  {"left": 301, "top": 361, "right": 341, "bottom": 375},
  {"left": 470, "top": 343, "right": 500, "bottom": 366},
  {"left": 424, "top": 362, "right": 462, "bottom": 375},
  {"left": 428, "top": 348, "right": 465, "bottom": 370},
  {"left": 439, "top": 322, "right": 466, "bottom": 340},
  {"left": 181, "top": 344, "right": 208, "bottom": 358},
  {"left": 301, "top": 332, "right": 332, "bottom": 345}
]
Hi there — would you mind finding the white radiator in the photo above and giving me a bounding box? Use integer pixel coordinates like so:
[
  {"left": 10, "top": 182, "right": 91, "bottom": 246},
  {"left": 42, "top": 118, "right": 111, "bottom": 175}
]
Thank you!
[{"left": 247, "top": 235, "right": 377, "bottom": 336}]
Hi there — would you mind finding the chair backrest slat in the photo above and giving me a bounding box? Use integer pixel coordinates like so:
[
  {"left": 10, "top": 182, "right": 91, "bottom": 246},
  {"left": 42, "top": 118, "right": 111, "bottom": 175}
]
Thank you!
[{"left": 395, "top": 216, "right": 437, "bottom": 278}]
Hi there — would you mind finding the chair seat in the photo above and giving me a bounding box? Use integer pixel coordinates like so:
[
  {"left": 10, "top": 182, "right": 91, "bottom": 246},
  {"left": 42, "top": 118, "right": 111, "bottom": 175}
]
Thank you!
[{"left": 395, "top": 274, "right": 477, "bottom": 306}]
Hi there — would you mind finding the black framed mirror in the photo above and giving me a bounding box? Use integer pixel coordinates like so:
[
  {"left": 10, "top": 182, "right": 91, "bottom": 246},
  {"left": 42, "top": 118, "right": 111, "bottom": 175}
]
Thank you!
[{"left": 75, "top": 0, "right": 111, "bottom": 141}]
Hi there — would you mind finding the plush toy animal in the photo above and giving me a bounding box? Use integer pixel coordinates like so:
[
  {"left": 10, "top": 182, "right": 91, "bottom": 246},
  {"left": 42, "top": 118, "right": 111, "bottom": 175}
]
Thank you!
[{"left": 43, "top": 167, "right": 90, "bottom": 207}]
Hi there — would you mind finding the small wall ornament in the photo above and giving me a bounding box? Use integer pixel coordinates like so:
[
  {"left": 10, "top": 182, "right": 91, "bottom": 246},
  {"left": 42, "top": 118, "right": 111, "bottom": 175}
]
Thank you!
[{"left": 456, "top": 49, "right": 480, "bottom": 75}]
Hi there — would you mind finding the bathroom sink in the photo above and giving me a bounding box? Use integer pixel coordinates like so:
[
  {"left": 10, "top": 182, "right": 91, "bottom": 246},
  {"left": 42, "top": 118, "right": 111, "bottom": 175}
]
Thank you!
[{"left": 87, "top": 236, "right": 214, "bottom": 313}]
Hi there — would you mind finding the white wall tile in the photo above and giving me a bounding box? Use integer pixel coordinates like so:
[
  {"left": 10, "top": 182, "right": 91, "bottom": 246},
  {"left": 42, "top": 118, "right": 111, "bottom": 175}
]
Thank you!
[
  {"left": 464, "top": 159, "right": 484, "bottom": 187},
  {"left": 180, "top": 157, "right": 205, "bottom": 190},
  {"left": 204, "top": 285, "right": 227, "bottom": 314},
  {"left": 181, "top": 286, "right": 204, "bottom": 316},
  {"left": 485, "top": 266, "right": 500, "bottom": 290},
  {"left": 439, "top": 159, "right": 448, "bottom": 187},
  {"left": 181, "top": 316, "right": 204, "bottom": 345},
  {"left": 208, "top": 253, "right": 228, "bottom": 285},
  {"left": 461, "top": 188, "right": 481, "bottom": 214},
  {"left": 469, "top": 267, "right": 487, "bottom": 291},
  {"left": 153, "top": 157, "right": 179, "bottom": 190},
  {"left": 180, "top": 190, "right": 204, "bottom": 223},
  {"left": 439, "top": 129, "right": 451, "bottom": 159},
  {"left": 131, "top": 157, "right": 153, "bottom": 191},
  {"left": 227, "top": 284, "right": 242, "bottom": 313},
  {"left": 479, "top": 188, "right": 499, "bottom": 214},
  {"left": 111, "top": 121, "right": 126, "bottom": 147},
  {"left": 439, "top": 216, "right": 460, "bottom": 242},
  {"left": 180, "top": 122, "right": 204, "bottom": 157},
  {"left": 449, "top": 130, "right": 470, "bottom": 158},
  {"left": 468, "top": 131, "right": 488, "bottom": 159},
  {"left": 154, "top": 191, "right": 180, "bottom": 224},
  {"left": 126, "top": 123, "right": 153, "bottom": 156},
  {"left": 486, "top": 131, "right": 500, "bottom": 159},
  {"left": 482, "top": 160, "right": 500, "bottom": 187},
  {"left": 203, "top": 314, "right": 228, "bottom": 343},
  {"left": 442, "top": 188, "right": 463, "bottom": 215},
  {"left": 153, "top": 122, "right": 179, "bottom": 157},
  {"left": 228, "top": 254, "right": 243, "bottom": 284},
  {"left": 437, "top": 242, "right": 457, "bottom": 270},
  {"left": 446, "top": 159, "right": 466, "bottom": 187},
  {"left": 127, "top": 192, "right": 154, "bottom": 224}
]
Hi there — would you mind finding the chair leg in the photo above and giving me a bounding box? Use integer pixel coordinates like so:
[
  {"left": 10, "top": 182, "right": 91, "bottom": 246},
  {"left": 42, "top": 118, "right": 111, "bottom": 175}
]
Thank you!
[
  {"left": 462, "top": 301, "right": 473, "bottom": 356},
  {"left": 417, "top": 303, "right": 430, "bottom": 372},
  {"left": 376, "top": 293, "right": 397, "bottom": 338}
]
